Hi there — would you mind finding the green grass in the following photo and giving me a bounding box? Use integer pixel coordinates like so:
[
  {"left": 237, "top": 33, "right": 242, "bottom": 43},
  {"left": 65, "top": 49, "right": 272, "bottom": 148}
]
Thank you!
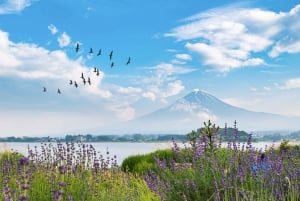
[
  {"left": 121, "top": 148, "right": 177, "bottom": 174},
  {"left": 1, "top": 139, "right": 299, "bottom": 201},
  {"left": 0, "top": 144, "right": 160, "bottom": 201},
  {"left": 143, "top": 140, "right": 300, "bottom": 201}
]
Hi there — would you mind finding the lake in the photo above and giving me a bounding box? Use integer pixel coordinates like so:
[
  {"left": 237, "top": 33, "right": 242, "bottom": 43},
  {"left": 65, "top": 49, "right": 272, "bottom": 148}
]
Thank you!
[
  {"left": 0, "top": 141, "right": 284, "bottom": 165},
  {"left": 0, "top": 142, "right": 172, "bottom": 165}
]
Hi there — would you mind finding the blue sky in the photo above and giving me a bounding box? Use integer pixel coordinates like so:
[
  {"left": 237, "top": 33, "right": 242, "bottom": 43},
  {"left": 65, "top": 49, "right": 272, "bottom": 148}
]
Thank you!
[{"left": 1, "top": 0, "right": 300, "bottom": 136}]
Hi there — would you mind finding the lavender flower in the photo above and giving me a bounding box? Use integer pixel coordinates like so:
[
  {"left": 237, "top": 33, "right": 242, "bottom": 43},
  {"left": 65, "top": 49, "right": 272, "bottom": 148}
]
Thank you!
[
  {"left": 58, "top": 165, "right": 67, "bottom": 174},
  {"left": 19, "top": 157, "right": 29, "bottom": 166}
]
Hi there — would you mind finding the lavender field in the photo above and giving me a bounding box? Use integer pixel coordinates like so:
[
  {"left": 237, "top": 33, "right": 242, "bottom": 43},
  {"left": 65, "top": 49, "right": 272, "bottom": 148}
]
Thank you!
[{"left": 1, "top": 122, "right": 299, "bottom": 200}]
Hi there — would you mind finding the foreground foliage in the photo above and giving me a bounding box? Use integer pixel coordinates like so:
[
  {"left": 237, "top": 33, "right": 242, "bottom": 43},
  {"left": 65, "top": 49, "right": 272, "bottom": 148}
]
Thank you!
[
  {"left": 1, "top": 120, "right": 299, "bottom": 201},
  {"left": 144, "top": 121, "right": 300, "bottom": 201},
  {"left": 0, "top": 141, "right": 159, "bottom": 201}
]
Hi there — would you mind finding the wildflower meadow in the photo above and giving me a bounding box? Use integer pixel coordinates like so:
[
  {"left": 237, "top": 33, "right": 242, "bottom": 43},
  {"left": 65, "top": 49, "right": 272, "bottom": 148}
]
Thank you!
[
  {"left": 1, "top": 120, "right": 299, "bottom": 200},
  {"left": 144, "top": 121, "right": 300, "bottom": 201},
  {"left": 0, "top": 141, "right": 159, "bottom": 201}
]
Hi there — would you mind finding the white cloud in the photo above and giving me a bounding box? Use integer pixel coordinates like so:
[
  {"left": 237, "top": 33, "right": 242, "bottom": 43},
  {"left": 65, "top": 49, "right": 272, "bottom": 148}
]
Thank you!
[
  {"left": 0, "top": 0, "right": 32, "bottom": 14},
  {"left": 84, "top": 74, "right": 112, "bottom": 98},
  {"left": 116, "top": 106, "right": 136, "bottom": 121},
  {"left": 57, "top": 32, "right": 71, "bottom": 48},
  {"left": 142, "top": 91, "right": 156, "bottom": 101},
  {"left": 163, "top": 80, "right": 185, "bottom": 97},
  {"left": 165, "top": 4, "right": 300, "bottom": 72},
  {"left": 269, "top": 40, "right": 300, "bottom": 58},
  {"left": 171, "top": 54, "right": 192, "bottom": 65},
  {"left": 48, "top": 24, "right": 58, "bottom": 35},
  {"left": 146, "top": 63, "right": 196, "bottom": 77},
  {"left": 0, "top": 30, "right": 113, "bottom": 99},
  {"left": 107, "top": 97, "right": 137, "bottom": 121},
  {"left": 171, "top": 59, "right": 187, "bottom": 65},
  {"left": 186, "top": 42, "right": 265, "bottom": 72},
  {"left": 0, "top": 32, "right": 21, "bottom": 68},
  {"left": 166, "top": 49, "right": 177, "bottom": 53},
  {"left": 117, "top": 86, "right": 142, "bottom": 94},
  {"left": 175, "top": 53, "right": 192, "bottom": 61},
  {"left": 250, "top": 87, "right": 257, "bottom": 92},
  {"left": 222, "top": 97, "right": 262, "bottom": 109},
  {"left": 281, "top": 78, "right": 300, "bottom": 89},
  {"left": 0, "top": 110, "right": 112, "bottom": 137},
  {"left": 268, "top": 4, "right": 300, "bottom": 57},
  {"left": 141, "top": 63, "right": 192, "bottom": 102}
]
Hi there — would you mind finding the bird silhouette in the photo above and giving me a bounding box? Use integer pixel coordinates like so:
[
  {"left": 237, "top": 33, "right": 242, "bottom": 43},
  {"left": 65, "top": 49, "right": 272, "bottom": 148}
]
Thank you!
[
  {"left": 74, "top": 81, "right": 78, "bottom": 88},
  {"left": 97, "top": 49, "right": 102, "bottom": 56},
  {"left": 80, "top": 73, "right": 84, "bottom": 79},
  {"left": 96, "top": 69, "right": 100, "bottom": 76},
  {"left": 109, "top": 51, "right": 113, "bottom": 60},
  {"left": 88, "top": 77, "right": 91, "bottom": 85},
  {"left": 89, "top": 48, "right": 93, "bottom": 54},
  {"left": 111, "top": 62, "right": 114, "bottom": 68},
  {"left": 43, "top": 87, "right": 46, "bottom": 92},
  {"left": 83, "top": 78, "right": 86, "bottom": 85},
  {"left": 57, "top": 88, "right": 61, "bottom": 94},
  {"left": 69, "top": 80, "right": 73, "bottom": 85},
  {"left": 75, "top": 43, "right": 80, "bottom": 53},
  {"left": 93, "top": 67, "right": 97, "bottom": 72},
  {"left": 126, "top": 57, "right": 131, "bottom": 65}
]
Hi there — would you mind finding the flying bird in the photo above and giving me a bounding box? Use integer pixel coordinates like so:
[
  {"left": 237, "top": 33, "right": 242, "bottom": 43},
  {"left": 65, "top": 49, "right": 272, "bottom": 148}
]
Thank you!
[
  {"left": 74, "top": 81, "right": 78, "bottom": 88},
  {"left": 93, "top": 67, "right": 97, "bottom": 72},
  {"left": 88, "top": 77, "right": 91, "bottom": 85},
  {"left": 57, "top": 88, "right": 61, "bottom": 94},
  {"left": 97, "top": 49, "right": 102, "bottom": 56},
  {"left": 75, "top": 43, "right": 80, "bottom": 53},
  {"left": 80, "top": 73, "right": 84, "bottom": 79},
  {"left": 126, "top": 57, "right": 131, "bottom": 65},
  {"left": 89, "top": 48, "right": 93, "bottom": 54},
  {"left": 43, "top": 87, "right": 46, "bottom": 92},
  {"left": 96, "top": 69, "right": 100, "bottom": 76},
  {"left": 109, "top": 51, "right": 113, "bottom": 60},
  {"left": 83, "top": 78, "right": 86, "bottom": 85},
  {"left": 111, "top": 62, "right": 114, "bottom": 68},
  {"left": 69, "top": 80, "right": 73, "bottom": 85}
]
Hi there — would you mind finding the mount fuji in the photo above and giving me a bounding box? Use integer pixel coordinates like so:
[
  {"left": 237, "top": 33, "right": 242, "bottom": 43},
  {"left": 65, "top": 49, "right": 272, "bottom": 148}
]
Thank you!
[{"left": 122, "top": 89, "right": 299, "bottom": 134}]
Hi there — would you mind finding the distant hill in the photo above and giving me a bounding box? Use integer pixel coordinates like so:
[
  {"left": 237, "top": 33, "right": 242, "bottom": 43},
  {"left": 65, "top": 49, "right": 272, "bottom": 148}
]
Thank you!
[{"left": 259, "top": 130, "right": 300, "bottom": 141}]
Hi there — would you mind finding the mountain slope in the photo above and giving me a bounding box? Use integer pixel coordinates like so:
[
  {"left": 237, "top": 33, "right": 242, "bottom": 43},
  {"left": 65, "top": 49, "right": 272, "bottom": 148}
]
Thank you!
[{"left": 129, "top": 89, "right": 299, "bottom": 133}]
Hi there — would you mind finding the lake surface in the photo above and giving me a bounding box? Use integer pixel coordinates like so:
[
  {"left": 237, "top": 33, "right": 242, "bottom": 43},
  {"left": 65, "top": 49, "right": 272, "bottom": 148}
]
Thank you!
[
  {"left": 0, "top": 141, "right": 284, "bottom": 165},
  {"left": 0, "top": 142, "right": 172, "bottom": 165}
]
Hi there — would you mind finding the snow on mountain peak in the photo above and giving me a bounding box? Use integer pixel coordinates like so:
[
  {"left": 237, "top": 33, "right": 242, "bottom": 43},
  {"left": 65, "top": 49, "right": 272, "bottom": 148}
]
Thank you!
[{"left": 193, "top": 88, "right": 200, "bottom": 93}]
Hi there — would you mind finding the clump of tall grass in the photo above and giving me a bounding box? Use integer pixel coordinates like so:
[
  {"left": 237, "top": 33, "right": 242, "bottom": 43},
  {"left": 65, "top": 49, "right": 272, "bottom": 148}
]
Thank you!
[
  {"left": 121, "top": 149, "right": 177, "bottom": 174},
  {"left": 0, "top": 140, "right": 159, "bottom": 201},
  {"left": 145, "top": 120, "right": 300, "bottom": 201}
]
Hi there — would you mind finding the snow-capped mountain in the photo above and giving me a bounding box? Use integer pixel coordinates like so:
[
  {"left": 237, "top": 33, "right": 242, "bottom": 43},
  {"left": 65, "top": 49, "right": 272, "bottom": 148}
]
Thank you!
[{"left": 127, "top": 89, "right": 299, "bottom": 134}]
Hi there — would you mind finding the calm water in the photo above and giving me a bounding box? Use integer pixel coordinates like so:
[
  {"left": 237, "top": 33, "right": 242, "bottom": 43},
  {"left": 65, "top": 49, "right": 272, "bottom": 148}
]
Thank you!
[
  {"left": 0, "top": 142, "right": 172, "bottom": 165},
  {"left": 0, "top": 141, "right": 282, "bottom": 165}
]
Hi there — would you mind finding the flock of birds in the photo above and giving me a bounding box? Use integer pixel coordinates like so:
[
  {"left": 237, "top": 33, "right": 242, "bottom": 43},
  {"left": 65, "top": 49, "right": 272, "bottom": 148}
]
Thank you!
[{"left": 42, "top": 42, "right": 131, "bottom": 94}]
